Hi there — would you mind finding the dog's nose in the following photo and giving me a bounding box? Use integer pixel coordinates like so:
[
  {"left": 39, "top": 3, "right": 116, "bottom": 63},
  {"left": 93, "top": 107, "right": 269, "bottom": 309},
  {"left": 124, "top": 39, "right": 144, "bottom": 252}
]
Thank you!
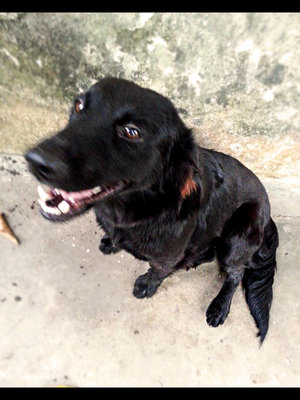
[{"left": 25, "top": 149, "right": 57, "bottom": 181}]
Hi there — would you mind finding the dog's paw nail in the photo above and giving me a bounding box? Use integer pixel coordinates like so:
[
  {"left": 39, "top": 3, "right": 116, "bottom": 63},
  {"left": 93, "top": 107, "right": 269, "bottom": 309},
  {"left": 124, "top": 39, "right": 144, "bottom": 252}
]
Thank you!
[
  {"left": 133, "top": 285, "right": 147, "bottom": 298},
  {"left": 206, "top": 301, "right": 229, "bottom": 327},
  {"left": 133, "top": 273, "right": 162, "bottom": 299},
  {"left": 206, "top": 314, "right": 224, "bottom": 327},
  {"left": 99, "top": 237, "right": 120, "bottom": 255}
]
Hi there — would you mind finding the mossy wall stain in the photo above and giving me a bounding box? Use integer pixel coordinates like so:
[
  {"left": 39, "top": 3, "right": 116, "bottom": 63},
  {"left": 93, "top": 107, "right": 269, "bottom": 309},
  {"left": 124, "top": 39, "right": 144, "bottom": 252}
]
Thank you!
[{"left": 0, "top": 13, "right": 299, "bottom": 182}]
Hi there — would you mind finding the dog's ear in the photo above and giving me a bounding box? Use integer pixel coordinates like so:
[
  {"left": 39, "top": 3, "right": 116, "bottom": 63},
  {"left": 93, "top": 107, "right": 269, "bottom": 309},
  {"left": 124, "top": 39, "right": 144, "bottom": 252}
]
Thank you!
[{"left": 160, "top": 123, "right": 198, "bottom": 204}]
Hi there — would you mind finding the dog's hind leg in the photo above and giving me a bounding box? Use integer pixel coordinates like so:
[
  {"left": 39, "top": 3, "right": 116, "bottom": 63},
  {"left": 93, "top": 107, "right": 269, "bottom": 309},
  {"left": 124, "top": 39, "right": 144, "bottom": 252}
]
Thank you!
[
  {"left": 206, "top": 266, "right": 245, "bottom": 327},
  {"left": 206, "top": 202, "right": 264, "bottom": 330}
]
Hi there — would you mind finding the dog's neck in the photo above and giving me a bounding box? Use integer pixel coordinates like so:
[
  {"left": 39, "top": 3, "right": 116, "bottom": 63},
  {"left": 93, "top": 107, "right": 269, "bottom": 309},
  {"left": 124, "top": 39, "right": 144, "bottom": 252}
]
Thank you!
[{"left": 95, "top": 130, "right": 200, "bottom": 228}]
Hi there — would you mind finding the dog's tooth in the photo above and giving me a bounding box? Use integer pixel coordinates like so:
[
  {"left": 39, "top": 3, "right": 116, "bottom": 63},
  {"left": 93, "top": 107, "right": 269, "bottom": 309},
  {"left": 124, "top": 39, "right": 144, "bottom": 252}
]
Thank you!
[
  {"left": 38, "top": 198, "right": 61, "bottom": 215},
  {"left": 92, "top": 186, "right": 101, "bottom": 195},
  {"left": 58, "top": 200, "right": 70, "bottom": 214},
  {"left": 52, "top": 207, "right": 62, "bottom": 215},
  {"left": 38, "top": 198, "right": 44, "bottom": 207},
  {"left": 37, "top": 185, "right": 51, "bottom": 201},
  {"left": 45, "top": 205, "right": 61, "bottom": 215},
  {"left": 64, "top": 193, "right": 75, "bottom": 203}
]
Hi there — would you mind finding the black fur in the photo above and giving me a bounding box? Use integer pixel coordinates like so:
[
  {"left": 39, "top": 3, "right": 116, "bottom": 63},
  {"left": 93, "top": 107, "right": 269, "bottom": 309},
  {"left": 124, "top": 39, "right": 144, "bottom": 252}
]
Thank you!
[{"left": 25, "top": 77, "right": 279, "bottom": 343}]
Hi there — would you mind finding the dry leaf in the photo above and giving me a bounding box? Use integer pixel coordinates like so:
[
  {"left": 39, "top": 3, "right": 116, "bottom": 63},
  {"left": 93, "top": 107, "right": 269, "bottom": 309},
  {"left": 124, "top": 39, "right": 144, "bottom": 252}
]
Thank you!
[{"left": 0, "top": 213, "right": 19, "bottom": 245}]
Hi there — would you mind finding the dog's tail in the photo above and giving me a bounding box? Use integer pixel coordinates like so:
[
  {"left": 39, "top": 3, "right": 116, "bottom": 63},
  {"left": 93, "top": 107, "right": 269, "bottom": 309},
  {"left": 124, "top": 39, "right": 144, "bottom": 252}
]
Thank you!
[{"left": 242, "top": 218, "right": 279, "bottom": 344}]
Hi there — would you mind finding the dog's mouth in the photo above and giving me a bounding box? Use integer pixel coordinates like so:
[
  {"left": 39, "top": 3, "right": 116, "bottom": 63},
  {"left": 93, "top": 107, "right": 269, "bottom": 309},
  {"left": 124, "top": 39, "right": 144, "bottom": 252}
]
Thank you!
[{"left": 37, "top": 182, "right": 125, "bottom": 221}]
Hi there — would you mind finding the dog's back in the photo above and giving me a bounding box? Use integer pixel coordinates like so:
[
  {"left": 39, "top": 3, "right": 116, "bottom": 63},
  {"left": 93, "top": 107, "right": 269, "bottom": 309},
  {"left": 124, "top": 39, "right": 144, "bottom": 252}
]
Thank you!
[{"left": 193, "top": 147, "right": 278, "bottom": 342}]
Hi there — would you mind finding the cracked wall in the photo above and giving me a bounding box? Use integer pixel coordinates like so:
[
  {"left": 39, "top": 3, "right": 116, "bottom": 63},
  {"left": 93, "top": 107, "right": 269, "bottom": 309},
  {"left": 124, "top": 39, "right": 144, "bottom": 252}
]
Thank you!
[{"left": 0, "top": 13, "right": 299, "bottom": 184}]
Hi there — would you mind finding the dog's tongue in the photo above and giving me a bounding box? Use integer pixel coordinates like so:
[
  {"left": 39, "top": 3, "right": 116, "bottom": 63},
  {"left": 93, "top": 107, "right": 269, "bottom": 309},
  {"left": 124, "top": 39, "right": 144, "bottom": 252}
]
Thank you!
[{"left": 60, "top": 188, "right": 95, "bottom": 202}]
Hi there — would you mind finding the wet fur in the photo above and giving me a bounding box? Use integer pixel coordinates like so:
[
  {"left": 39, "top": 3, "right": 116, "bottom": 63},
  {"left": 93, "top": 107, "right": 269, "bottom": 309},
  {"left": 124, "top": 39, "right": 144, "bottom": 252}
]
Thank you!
[{"left": 25, "top": 77, "right": 279, "bottom": 343}]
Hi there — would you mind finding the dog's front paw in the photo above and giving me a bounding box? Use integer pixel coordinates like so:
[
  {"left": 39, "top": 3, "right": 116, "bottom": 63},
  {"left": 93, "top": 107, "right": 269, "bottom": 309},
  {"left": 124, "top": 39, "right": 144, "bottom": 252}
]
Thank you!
[
  {"left": 206, "top": 297, "right": 230, "bottom": 327},
  {"left": 133, "top": 272, "right": 162, "bottom": 299},
  {"left": 99, "top": 235, "right": 120, "bottom": 255}
]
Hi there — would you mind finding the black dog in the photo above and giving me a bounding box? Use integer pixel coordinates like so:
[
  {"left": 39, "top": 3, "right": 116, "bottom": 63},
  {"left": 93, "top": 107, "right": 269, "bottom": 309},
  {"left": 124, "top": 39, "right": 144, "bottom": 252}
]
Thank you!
[{"left": 25, "top": 77, "right": 278, "bottom": 343}]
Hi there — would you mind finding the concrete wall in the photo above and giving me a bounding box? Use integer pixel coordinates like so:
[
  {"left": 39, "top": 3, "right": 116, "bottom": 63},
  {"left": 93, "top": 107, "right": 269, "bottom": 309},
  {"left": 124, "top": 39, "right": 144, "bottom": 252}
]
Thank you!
[{"left": 1, "top": 13, "right": 299, "bottom": 183}]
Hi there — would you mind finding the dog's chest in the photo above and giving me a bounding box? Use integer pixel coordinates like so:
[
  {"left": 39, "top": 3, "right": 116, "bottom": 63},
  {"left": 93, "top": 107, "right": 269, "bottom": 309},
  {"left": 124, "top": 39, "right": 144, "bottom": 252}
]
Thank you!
[{"left": 95, "top": 204, "right": 196, "bottom": 263}]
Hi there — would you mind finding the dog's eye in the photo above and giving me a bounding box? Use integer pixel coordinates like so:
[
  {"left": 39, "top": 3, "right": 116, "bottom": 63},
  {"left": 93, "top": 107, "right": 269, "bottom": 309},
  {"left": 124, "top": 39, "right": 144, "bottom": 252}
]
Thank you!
[
  {"left": 122, "top": 126, "right": 141, "bottom": 139},
  {"left": 75, "top": 99, "right": 84, "bottom": 113}
]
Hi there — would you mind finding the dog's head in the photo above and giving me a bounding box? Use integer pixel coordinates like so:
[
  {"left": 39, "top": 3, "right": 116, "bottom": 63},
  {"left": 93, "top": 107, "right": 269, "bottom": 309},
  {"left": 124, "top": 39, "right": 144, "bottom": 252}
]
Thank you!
[{"left": 25, "top": 77, "right": 197, "bottom": 221}]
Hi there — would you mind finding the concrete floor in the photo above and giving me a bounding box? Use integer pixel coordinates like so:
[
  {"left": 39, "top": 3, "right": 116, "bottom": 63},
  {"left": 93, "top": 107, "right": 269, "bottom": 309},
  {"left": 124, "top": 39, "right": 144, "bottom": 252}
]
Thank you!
[{"left": 0, "top": 154, "right": 299, "bottom": 387}]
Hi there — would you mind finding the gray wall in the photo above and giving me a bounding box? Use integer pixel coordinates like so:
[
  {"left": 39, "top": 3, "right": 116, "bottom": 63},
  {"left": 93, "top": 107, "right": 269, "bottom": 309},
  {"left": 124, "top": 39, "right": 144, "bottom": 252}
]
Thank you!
[{"left": 1, "top": 13, "right": 299, "bottom": 182}]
